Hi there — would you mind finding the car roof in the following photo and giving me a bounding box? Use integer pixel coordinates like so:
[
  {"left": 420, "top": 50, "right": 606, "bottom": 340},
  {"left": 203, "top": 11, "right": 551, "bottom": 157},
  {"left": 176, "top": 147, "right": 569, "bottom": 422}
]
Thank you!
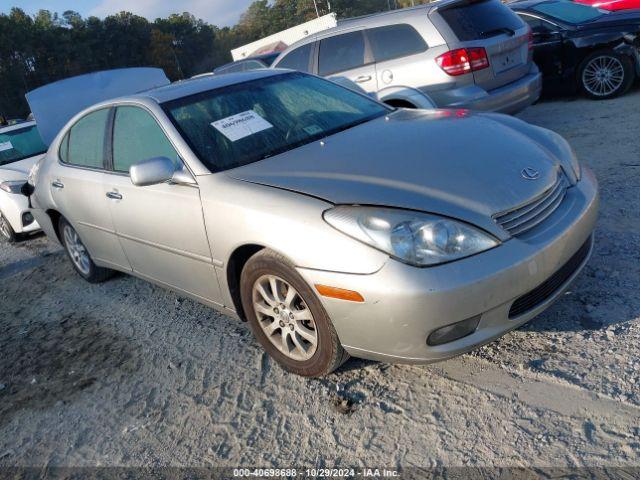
[
  {"left": 214, "top": 52, "right": 277, "bottom": 72},
  {"left": 0, "top": 120, "right": 37, "bottom": 134},
  {"left": 126, "top": 69, "right": 288, "bottom": 104}
]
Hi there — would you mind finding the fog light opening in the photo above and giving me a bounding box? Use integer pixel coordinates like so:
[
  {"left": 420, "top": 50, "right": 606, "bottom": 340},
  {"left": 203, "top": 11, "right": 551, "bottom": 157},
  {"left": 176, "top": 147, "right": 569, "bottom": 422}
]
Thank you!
[
  {"left": 427, "top": 315, "right": 481, "bottom": 346},
  {"left": 22, "top": 212, "right": 34, "bottom": 227}
]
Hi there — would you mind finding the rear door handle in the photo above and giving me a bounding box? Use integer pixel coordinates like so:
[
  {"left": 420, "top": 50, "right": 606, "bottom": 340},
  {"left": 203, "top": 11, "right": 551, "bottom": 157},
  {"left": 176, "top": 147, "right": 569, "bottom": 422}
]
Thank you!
[
  {"left": 106, "top": 191, "right": 122, "bottom": 200},
  {"left": 354, "top": 75, "right": 372, "bottom": 83},
  {"left": 51, "top": 180, "right": 64, "bottom": 189}
]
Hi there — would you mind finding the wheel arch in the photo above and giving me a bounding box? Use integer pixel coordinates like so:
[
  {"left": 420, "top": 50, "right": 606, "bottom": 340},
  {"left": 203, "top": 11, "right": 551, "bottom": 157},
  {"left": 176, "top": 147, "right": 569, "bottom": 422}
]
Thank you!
[{"left": 226, "top": 243, "right": 266, "bottom": 321}]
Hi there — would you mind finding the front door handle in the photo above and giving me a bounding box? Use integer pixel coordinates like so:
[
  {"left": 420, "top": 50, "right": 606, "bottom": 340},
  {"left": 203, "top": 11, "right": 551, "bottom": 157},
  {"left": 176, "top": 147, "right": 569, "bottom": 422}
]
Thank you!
[
  {"left": 354, "top": 75, "right": 372, "bottom": 83},
  {"left": 51, "top": 180, "right": 64, "bottom": 189},
  {"left": 106, "top": 191, "right": 122, "bottom": 200}
]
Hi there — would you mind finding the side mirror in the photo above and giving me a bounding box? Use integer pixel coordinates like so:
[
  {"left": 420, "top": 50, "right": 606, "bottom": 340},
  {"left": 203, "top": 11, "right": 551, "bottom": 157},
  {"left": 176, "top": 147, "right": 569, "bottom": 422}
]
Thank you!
[{"left": 130, "top": 157, "right": 176, "bottom": 187}]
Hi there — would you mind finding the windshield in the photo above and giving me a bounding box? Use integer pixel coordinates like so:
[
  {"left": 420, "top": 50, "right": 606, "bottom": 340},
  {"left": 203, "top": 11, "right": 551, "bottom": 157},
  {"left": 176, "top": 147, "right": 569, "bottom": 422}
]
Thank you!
[
  {"left": 0, "top": 124, "right": 47, "bottom": 166},
  {"left": 532, "top": 0, "right": 608, "bottom": 24},
  {"left": 163, "top": 72, "right": 389, "bottom": 173}
]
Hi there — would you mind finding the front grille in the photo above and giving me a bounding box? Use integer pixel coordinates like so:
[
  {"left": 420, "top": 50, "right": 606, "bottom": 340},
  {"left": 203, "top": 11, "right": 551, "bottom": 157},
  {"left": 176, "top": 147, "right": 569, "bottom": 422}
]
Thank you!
[
  {"left": 494, "top": 173, "right": 569, "bottom": 237},
  {"left": 509, "top": 236, "right": 592, "bottom": 318}
]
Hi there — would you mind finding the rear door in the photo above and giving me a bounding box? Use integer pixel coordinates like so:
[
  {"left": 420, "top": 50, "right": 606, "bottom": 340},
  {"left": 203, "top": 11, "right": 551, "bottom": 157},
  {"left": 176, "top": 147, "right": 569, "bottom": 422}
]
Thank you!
[
  {"left": 52, "top": 108, "right": 131, "bottom": 270},
  {"left": 432, "top": 0, "right": 532, "bottom": 91},
  {"left": 317, "top": 30, "right": 379, "bottom": 94}
]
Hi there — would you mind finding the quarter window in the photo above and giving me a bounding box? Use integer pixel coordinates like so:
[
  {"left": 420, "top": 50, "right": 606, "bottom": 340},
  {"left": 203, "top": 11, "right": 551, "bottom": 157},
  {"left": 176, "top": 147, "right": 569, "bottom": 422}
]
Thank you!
[
  {"left": 276, "top": 43, "right": 313, "bottom": 72},
  {"left": 368, "top": 24, "right": 427, "bottom": 62},
  {"left": 318, "top": 31, "right": 366, "bottom": 76},
  {"left": 63, "top": 108, "right": 110, "bottom": 168},
  {"left": 112, "top": 106, "right": 178, "bottom": 173}
]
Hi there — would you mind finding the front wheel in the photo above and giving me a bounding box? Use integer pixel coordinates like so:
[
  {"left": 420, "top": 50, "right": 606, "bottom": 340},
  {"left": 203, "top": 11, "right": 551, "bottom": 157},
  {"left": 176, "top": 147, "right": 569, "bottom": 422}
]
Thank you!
[
  {"left": 578, "top": 50, "right": 634, "bottom": 100},
  {"left": 0, "top": 212, "right": 18, "bottom": 243},
  {"left": 240, "top": 249, "right": 348, "bottom": 377},
  {"left": 59, "top": 217, "right": 114, "bottom": 283}
]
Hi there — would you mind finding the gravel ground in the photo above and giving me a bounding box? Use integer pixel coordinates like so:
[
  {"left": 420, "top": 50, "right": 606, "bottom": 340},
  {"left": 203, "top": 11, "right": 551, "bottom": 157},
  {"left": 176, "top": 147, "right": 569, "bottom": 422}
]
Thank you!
[{"left": 0, "top": 88, "right": 639, "bottom": 468}]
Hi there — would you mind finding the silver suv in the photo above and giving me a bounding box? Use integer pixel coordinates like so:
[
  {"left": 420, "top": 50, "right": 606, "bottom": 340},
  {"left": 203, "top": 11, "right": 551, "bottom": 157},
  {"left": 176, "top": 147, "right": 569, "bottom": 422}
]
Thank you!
[{"left": 272, "top": 0, "right": 542, "bottom": 114}]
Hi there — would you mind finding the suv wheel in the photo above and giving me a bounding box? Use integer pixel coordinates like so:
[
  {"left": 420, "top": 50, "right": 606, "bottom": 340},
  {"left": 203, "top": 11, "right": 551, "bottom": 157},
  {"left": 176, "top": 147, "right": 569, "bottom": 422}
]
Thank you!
[
  {"left": 59, "top": 217, "right": 114, "bottom": 283},
  {"left": 579, "top": 50, "right": 634, "bottom": 100},
  {"left": 240, "top": 249, "right": 349, "bottom": 377}
]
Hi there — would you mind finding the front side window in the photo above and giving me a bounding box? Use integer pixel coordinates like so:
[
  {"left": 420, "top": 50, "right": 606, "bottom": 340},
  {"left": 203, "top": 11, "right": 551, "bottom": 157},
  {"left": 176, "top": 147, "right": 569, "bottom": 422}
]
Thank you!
[
  {"left": 63, "top": 108, "right": 110, "bottom": 168},
  {"left": 318, "top": 31, "right": 366, "bottom": 76},
  {"left": 276, "top": 44, "right": 313, "bottom": 72},
  {"left": 112, "top": 106, "right": 178, "bottom": 173},
  {"left": 163, "top": 72, "right": 388, "bottom": 173},
  {"left": 368, "top": 24, "right": 428, "bottom": 62},
  {"left": 0, "top": 124, "right": 47, "bottom": 166}
]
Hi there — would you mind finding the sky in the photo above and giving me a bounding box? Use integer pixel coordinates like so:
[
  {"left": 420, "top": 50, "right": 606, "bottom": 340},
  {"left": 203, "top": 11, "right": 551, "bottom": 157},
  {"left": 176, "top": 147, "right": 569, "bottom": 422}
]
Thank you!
[{"left": 2, "top": 0, "right": 255, "bottom": 26}]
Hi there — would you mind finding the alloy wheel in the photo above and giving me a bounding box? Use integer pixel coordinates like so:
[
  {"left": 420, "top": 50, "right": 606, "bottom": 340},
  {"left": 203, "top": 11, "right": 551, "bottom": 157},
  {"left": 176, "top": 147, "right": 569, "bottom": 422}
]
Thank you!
[
  {"left": 63, "top": 224, "right": 91, "bottom": 276},
  {"left": 582, "top": 55, "right": 625, "bottom": 97},
  {"left": 252, "top": 274, "right": 318, "bottom": 361},
  {"left": 0, "top": 214, "right": 11, "bottom": 240}
]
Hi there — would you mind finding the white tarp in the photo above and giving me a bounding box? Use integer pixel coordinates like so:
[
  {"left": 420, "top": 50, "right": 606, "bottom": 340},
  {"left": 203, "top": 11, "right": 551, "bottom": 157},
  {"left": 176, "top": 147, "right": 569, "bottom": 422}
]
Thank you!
[{"left": 26, "top": 68, "right": 170, "bottom": 146}]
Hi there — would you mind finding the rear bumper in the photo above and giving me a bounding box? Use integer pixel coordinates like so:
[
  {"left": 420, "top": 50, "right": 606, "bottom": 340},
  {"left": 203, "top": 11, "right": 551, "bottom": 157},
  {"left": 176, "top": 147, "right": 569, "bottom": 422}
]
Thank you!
[
  {"left": 297, "top": 167, "right": 598, "bottom": 364},
  {"left": 439, "top": 68, "right": 542, "bottom": 115}
]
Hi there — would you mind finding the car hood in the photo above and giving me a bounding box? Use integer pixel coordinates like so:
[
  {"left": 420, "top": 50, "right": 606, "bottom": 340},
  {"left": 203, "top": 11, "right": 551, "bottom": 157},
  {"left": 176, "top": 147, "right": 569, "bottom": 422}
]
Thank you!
[
  {"left": 579, "top": 10, "right": 640, "bottom": 27},
  {"left": 0, "top": 154, "right": 44, "bottom": 181},
  {"left": 227, "top": 109, "right": 565, "bottom": 238}
]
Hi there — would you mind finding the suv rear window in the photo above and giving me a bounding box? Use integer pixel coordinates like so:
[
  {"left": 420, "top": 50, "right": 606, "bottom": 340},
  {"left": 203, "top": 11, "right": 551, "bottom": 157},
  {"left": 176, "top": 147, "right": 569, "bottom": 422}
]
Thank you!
[
  {"left": 368, "top": 24, "right": 428, "bottom": 62},
  {"left": 439, "top": 0, "right": 524, "bottom": 42}
]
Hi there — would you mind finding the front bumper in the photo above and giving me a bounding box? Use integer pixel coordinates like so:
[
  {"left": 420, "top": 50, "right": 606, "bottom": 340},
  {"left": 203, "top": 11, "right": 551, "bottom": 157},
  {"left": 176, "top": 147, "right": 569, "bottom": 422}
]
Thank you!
[
  {"left": 441, "top": 68, "right": 542, "bottom": 115},
  {"left": 297, "top": 167, "right": 599, "bottom": 364},
  {"left": 0, "top": 190, "right": 40, "bottom": 234}
]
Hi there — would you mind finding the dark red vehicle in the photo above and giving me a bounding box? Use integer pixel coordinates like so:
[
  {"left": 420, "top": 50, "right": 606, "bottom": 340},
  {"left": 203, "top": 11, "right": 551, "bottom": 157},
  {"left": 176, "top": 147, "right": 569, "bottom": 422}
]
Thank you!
[{"left": 574, "top": 0, "right": 640, "bottom": 11}]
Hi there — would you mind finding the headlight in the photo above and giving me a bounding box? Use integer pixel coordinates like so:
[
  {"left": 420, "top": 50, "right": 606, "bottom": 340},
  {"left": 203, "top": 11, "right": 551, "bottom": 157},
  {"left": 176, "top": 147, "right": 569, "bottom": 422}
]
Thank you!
[
  {"left": 0, "top": 180, "right": 25, "bottom": 194},
  {"left": 324, "top": 206, "right": 499, "bottom": 267}
]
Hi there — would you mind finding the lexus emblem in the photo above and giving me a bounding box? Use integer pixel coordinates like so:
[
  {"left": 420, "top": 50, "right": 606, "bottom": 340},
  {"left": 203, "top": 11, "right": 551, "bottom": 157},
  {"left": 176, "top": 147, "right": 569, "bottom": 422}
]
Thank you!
[{"left": 521, "top": 167, "right": 540, "bottom": 180}]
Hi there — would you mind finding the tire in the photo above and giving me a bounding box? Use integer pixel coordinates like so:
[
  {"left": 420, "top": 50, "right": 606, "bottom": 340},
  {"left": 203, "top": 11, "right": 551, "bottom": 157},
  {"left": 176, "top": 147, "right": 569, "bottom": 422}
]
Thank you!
[
  {"left": 59, "top": 217, "right": 114, "bottom": 283},
  {"left": 578, "top": 50, "right": 634, "bottom": 100},
  {"left": 0, "top": 212, "right": 18, "bottom": 243},
  {"left": 240, "top": 249, "right": 349, "bottom": 377}
]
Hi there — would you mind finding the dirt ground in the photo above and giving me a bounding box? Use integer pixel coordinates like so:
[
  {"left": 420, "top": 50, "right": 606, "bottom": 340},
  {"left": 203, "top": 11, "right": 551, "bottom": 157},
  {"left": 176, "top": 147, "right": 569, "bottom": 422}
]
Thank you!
[{"left": 1, "top": 87, "right": 639, "bottom": 469}]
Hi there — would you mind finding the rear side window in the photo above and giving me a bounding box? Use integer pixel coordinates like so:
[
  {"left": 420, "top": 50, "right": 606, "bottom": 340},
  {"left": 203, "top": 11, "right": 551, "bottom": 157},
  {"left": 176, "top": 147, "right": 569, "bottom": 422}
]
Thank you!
[
  {"left": 368, "top": 24, "right": 428, "bottom": 62},
  {"left": 439, "top": 0, "right": 524, "bottom": 42},
  {"left": 319, "top": 31, "right": 366, "bottom": 76},
  {"left": 276, "top": 43, "right": 313, "bottom": 72},
  {"left": 64, "top": 108, "right": 110, "bottom": 168},
  {"left": 112, "top": 106, "right": 178, "bottom": 173}
]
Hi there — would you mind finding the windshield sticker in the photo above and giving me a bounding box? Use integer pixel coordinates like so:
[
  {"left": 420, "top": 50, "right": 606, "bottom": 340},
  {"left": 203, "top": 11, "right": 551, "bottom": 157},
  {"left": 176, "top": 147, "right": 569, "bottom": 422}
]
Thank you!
[
  {"left": 211, "top": 110, "right": 273, "bottom": 142},
  {"left": 0, "top": 141, "right": 13, "bottom": 152},
  {"left": 303, "top": 125, "right": 323, "bottom": 136}
]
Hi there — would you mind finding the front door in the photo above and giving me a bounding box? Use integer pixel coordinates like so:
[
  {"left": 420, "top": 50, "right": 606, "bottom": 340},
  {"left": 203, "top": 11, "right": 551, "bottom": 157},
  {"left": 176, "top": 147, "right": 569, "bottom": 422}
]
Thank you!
[
  {"left": 318, "top": 30, "right": 379, "bottom": 95},
  {"left": 104, "top": 105, "right": 222, "bottom": 304}
]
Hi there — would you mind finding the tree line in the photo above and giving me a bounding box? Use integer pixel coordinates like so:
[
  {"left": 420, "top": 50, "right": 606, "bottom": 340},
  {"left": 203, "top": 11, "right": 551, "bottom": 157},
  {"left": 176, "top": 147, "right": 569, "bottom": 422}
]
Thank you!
[{"left": 0, "top": 0, "right": 429, "bottom": 118}]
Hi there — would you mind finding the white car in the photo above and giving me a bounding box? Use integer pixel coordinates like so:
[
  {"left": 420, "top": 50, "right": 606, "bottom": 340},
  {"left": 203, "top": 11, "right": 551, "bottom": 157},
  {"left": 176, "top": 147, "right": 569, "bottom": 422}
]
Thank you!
[{"left": 0, "top": 121, "right": 47, "bottom": 242}]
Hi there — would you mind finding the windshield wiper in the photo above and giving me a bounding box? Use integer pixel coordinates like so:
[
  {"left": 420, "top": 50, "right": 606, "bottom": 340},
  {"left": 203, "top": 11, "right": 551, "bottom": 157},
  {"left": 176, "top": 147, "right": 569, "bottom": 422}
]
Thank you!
[{"left": 479, "top": 27, "right": 515, "bottom": 38}]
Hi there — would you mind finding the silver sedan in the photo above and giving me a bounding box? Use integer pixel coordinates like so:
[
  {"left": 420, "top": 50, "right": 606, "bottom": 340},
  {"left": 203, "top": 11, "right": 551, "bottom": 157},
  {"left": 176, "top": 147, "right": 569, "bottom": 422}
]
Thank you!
[{"left": 28, "top": 70, "right": 598, "bottom": 377}]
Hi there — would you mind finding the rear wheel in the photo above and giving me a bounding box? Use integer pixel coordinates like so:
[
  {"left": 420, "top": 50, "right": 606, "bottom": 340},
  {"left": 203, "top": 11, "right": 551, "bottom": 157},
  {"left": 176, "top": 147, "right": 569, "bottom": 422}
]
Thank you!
[
  {"left": 240, "top": 249, "right": 348, "bottom": 377},
  {"left": 578, "top": 50, "right": 634, "bottom": 100},
  {"left": 59, "top": 217, "right": 114, "bottom": 283},
  {"left": 0, "top": 212, "right": 18, "bottom": 243}
]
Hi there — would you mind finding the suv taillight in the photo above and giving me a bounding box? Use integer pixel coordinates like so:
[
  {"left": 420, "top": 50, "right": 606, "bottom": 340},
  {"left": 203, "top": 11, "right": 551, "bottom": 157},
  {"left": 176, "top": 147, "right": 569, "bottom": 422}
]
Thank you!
[{"left": 436, "top": 48, "right": 490, "bottom": 76}]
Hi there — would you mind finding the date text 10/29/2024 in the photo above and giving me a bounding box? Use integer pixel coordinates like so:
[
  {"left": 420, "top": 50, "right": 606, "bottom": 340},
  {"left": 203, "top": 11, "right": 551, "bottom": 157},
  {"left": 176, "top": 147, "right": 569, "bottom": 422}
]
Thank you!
[{"left": 233, "top": 469, "right": 400, "bottom": 478}]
